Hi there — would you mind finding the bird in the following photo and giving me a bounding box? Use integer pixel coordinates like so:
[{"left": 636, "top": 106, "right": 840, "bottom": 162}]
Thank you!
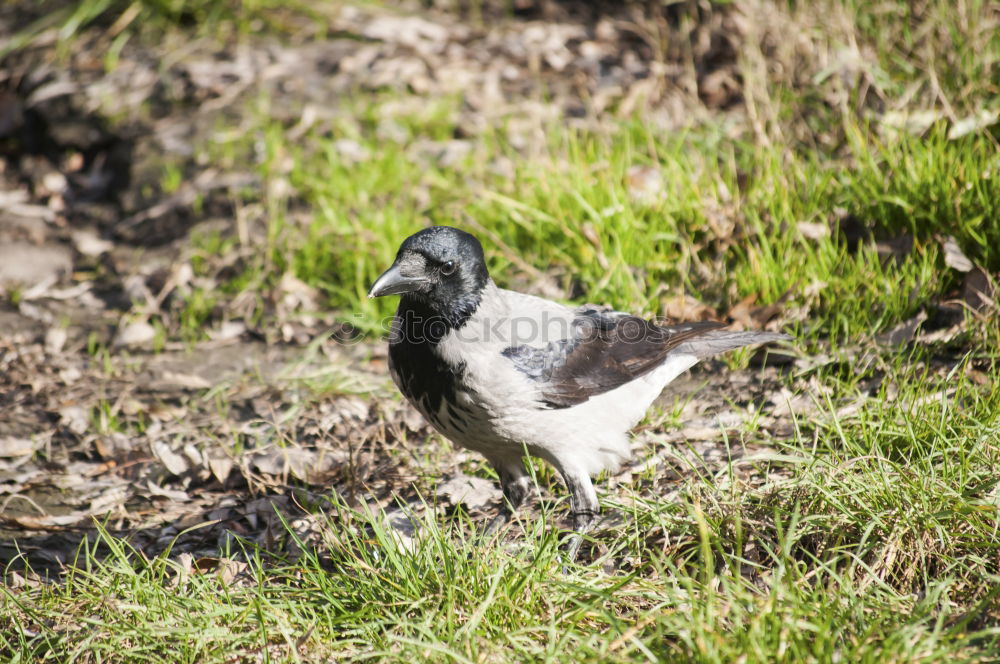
[{"left": 368, "top": 226, "right": 788, "bottom": 560}]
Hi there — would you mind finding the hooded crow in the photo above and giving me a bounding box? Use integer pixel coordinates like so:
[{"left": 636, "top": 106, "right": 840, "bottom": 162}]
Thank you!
[{"left": 369, "top": 226, "right": 788, "bottom": 559}]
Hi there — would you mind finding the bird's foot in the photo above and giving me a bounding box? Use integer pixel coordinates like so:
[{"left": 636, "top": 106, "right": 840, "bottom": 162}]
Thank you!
[
  {"left": 561, "top": 509, "right": 597, "bottom": 569},
  {"left": 483, "top": 508, "right": 512, "bottom": 539},
  {"left": 563, "top": 533, "right": 585, "bottom": 566}
]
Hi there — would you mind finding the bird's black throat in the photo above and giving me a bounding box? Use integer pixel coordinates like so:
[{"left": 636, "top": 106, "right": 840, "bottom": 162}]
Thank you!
[
  {"left": 388, "top": 295, "right": 472, "bottom": 418},
  {"left": 395, "top": 282, "right": 483, "bottom": 339}
]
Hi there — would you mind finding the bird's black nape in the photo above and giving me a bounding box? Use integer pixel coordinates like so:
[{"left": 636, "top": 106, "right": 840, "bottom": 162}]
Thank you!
[{"left": 374, "top": 226, "right": 490, "bottom": 333}]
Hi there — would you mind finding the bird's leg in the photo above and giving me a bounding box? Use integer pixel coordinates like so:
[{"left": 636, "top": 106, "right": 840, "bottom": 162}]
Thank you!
[
  {"left": 484, "top": 460, "right": 530, "bottom": 537},
  {"left": 562, "top": 471, "right": 599, "bottom": 564}
]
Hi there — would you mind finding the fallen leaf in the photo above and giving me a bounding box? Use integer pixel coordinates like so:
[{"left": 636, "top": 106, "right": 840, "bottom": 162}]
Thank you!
[
  {"left": 876, "top": 234, "right": 913, "bottom": 264},
  {"left": 88, "top": 486, "right": 128, "bottom": 513},
  {"left": 10, "top": 513, "right": 89, "bottom": 529},
  {"left": 941, "top": 236, "right": 973, "bottom": 272},
  {"left": 876, "top": 310, "right": 928, "bottom": 347},
  {"left": 148, "top": 402, "right": 188, "bottom": 420},
  {"left": 208, "top": 455, "right": 234, "bottom": 484},
  {"left": 727, "top": 293, "right": 758, "bottom": 329},
  {"left": 0, "top": 436, "right": 35, "bottom": 457},
  {"left": 59, "top": 366, "right": 82, "bottom": 384},
  {"left": 880, "top": 109, "right": 942, "bottom": 136},
  {"left": 114, "top": 320, "right": 156, "bottom": 348},
  {"left": 71, "top": 228, "right": 114, "bottom": 257},
  {"left": 947, "top": 109, "right": 999, "bottom": 140},
  {"left": 157, "top": 371, "right": 212, "bottom": 390},
  {"left": 660, "top": 294, "right": 717, "bottom": 322},
  {"left": 207, "top": 320, "right": 246, "bottom": 342},
  {"left": 0, "top": 243, "right": 71, "bottom": 287},
  {"left": 145, "top": 480, "right": 190, "bottom": 502},
  {"left": 361, "top": 15, "right": 451, "bottom": 54},
  {"left": 796, "top": 221, "right": 830, "bottom": 240},
  {"left": 277, "top": 271, "right": 320, "bottom": 317},
  {"left": 249, "top": 447, "right": 342, "bottom": 482},
  {"left": 409, "top": 139, "right": 472, "bottom": 168},
  {"left": 333, "top": 138, "right": 370, "bottom": 164},
  {"left": 58, "top": 406, "right": 89, "bottom": 435},
  {"left": 382, "top": 506, "right": 420, "bottom": 552},
  {"left": 152, "top": 440, "right": 191, "bottom": 475},
  {"left": 6, "top": 570, "right": 42, "bottom": 590},
  {"left": 625, "top": 165, "right": 664, "bottom": 205},
  {"left": 44, "top": 326, "right": 68, "bottom": 354},
  {"left": 437, "top": 474, "right": 501, "bottom": 511},
  {"left": 963, "top": 268, "right": 996, "bottom": 311},
  {"left": 171, "top": 552, "right": 195, "bottom": 588},
  {"left": 194, "top": 557, "right": 248, "bottom": 585}
]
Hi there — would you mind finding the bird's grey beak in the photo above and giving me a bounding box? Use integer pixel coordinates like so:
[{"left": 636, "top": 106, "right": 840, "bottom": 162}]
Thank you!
[{"left": 368, "top": 263, "right": 425, "bottom": 298}]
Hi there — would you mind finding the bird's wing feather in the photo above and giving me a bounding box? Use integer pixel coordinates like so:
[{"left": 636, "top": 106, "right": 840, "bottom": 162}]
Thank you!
[
  {"left": 673, "top": 330, "right": 790, "bottom": 359},
  {"left": 503, "top": 306, "right": 725, "bottom": 408}
]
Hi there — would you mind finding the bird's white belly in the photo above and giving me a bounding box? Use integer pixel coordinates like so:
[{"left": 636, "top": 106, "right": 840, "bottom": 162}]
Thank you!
[
  {"left": 589, "top": 352, "right": 700, "bottom": 430},
  {"left": 492, "top": 352, "right": 700, "bottom": 475},
  {"left": 422, "top": 388, "right": 512, "bottom": 457}
]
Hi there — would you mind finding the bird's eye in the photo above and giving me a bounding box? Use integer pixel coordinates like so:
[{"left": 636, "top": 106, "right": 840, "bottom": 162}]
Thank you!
[{"left": 440, "top": 260, "right": 457, "bottom": 276}]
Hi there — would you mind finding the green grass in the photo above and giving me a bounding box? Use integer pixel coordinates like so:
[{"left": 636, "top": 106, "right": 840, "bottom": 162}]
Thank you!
[
  {"left": 5, "top": 363, "right": 999, "bottom": 661},
  {"left": 1, "top": 0, "right": 327, "bottom": 61},
  {"left": 205, "top": 101, "right": 998, "bottom": 349},
  {"left": 3, "top": 0, "right": 1000, "bottom": 661}
]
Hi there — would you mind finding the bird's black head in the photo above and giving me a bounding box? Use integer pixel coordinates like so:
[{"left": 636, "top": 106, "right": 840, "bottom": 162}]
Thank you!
[{"left": 368, "top": 226, "right": 490, "bottom": 329}]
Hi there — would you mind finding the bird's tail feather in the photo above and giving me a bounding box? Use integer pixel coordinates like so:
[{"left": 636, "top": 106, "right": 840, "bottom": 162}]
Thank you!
[{"left": 673, "top": 331, "right": 789, "bottom": 359}]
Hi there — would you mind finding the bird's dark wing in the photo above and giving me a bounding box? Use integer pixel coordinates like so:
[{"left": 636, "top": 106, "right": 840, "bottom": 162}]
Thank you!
[{"left": 503, "top": 307, "right": 725, "bottom": 408}]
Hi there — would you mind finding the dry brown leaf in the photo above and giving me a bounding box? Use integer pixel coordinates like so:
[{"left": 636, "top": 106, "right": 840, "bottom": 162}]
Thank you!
[
  {"left": 0, "top": 436, "right": 36, "bottom": 457},
  {"left": 0, "top": 243, "right": 71, "bottom": 287},
  {"left": 947, "top": 109, "right": 999, "bottom": 140},
  {"left": 208, "top": 455, "right": 234, "bottom": 484},
  {"left": 148, "top": 402, "right": 188, "bottom": 420},
  {"left": 44, "top": 326, "right": 68, "bottom": 354},
  {"left": 58, "top": 406, "right": 89, "bottom": 435},
  {"left": 6, "top": 570, "right": 43, "bottom": 590},
  {"left": 145, "top": 480, "right": 191, "bottom": 502},
  {"left": 963, "top": 268, "right": 996, "bottom": 311},
  {"left": 437, "top": 474, "right": 501, "bottom": 511},
  {"left": 207, "top": 320, "right": 246, "bottom": 343},
  {"left": 796, "top": 221, "right": 830, "bottom": 240},
  {"left": 88, "top": 486, "right": 128, "bottom": 513},
  {"left": 660, "top": 294, "right": 718, "bottom": 322},
  {"left": 382, "top": 506, "right": 420, "bottom": 552},
  {"left": 941, "top": 236, "right": 973, "bottom": 272},
  {"left": 114, "top": 320, "right": 156, "bottom": 349},
  {"left": 152, "top": 440, "right": 191, "bottom": 475},
  {"left": 727, "top": 293, "right": 758, "bottom": 330},
  {"left": 880, "top": 109, "right": 942, "bottom": 136},
  {"left": 10, "top": 513, "right": 88, "bottom": 529},
  {"left": 194, "top": 557, "right": 248, "bottom": 585},
  {"left": 625, "top": 165, "right": 664, "bottom": 205},
  {"left": 71, "top": 228, "right": 114, "bottom": 257},
  {"left": 157, "top": 371, "right": 212, "bottom": 390},
  {"left": 877, "top": 310, "right": 928, "bottom": 347},
  {"left": 876, "top": 234, "right": 913, "bottom": 264}
]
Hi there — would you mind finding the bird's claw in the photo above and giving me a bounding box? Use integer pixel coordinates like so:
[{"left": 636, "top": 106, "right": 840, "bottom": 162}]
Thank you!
[
  {"left": 563, "top": 532, "right": 584, "bottom": 570},
  {"left": 483, "top": 509, "right": 511, "bottom": 539}
]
